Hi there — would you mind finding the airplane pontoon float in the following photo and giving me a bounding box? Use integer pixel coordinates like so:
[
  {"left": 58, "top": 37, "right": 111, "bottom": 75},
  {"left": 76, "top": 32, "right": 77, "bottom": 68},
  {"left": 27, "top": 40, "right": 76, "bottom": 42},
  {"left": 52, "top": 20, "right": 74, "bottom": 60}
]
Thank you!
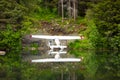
[{"left": 30, "top": 35, "right": 84, "bottom": 62}]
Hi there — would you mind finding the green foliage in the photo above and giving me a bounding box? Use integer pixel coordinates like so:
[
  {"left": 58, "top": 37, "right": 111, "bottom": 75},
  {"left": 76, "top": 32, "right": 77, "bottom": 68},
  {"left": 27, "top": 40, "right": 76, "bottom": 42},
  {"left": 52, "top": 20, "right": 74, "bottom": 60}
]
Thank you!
[
  {"left": 0, "top": 0, "right": 26, "bottom": 23},
  {"left": 85, "top": 19, "right": 102, "bottom": 49},
  {"left": 78, "top": 0, "right": 102, "bottom": 17},
  {"left": 92, "top": 0, "right": 120, "bottom": 49},
  {"left": 30, "top": 43, "right": 39, "bottom": 55},
  {"left": 0, "top": 1, "right": 28, "bottom": 79},
  {"left": 0, "top": 0, "right": 26, "bottom": 51},
  {"left": 0, "top": 0, "right": 120, "bottom": 80},
  {"left": 0, "top": 51, "right": 21, "bottom": 80},
  {"left": 0, "top": 24, "right": 21, "bottom": 51},
  {"left": 21, "top": 63, "right": 38, "bottom": 80},
  {"left": 20, "top": 0, "right": 58, "bottom": 21},
  {"left": 31, "top": 8, "right": 57, "bottom": 21},
  {"left": 69, "top": 39, "right": 93, "bottom": 55}
]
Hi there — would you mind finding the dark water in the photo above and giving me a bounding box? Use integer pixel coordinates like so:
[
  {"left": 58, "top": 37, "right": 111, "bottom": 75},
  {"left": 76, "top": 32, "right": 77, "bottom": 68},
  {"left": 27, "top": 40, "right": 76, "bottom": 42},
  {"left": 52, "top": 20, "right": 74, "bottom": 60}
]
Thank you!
[{"left": 0, "top": 50, "right": 120, "bottom": 80}]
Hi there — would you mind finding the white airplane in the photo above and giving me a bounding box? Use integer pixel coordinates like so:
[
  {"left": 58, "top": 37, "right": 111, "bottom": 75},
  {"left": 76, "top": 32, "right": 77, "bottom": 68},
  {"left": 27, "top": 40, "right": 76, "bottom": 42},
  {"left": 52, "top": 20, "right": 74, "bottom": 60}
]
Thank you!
[{"left": 30, "top": 35, "right": 84, "bottom": 62}]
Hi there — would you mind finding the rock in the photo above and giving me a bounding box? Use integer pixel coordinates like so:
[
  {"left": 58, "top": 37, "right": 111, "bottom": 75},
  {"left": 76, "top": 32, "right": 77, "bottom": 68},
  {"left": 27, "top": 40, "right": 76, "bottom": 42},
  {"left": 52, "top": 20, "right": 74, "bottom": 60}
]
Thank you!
[{"left": 0, "top": 51, "right": 6, "bottom": 55}]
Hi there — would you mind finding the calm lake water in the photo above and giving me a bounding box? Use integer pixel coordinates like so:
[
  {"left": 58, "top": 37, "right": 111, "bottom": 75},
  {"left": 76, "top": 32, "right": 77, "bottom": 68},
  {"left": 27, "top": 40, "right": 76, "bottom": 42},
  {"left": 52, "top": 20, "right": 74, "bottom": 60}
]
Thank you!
[
  {"left": 21, "top": 50, "right": 120, "bottom": 80},
  {"left": 0, "top": 50, "right": 120, "bottom": 80}
]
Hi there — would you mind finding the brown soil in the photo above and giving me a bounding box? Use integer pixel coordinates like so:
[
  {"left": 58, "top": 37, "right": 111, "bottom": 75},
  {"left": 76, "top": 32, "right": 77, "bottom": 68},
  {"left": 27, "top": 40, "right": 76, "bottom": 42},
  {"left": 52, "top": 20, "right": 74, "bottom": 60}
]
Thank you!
[{"left": 40, "top": 20, "right": 87, "bottom": 35}]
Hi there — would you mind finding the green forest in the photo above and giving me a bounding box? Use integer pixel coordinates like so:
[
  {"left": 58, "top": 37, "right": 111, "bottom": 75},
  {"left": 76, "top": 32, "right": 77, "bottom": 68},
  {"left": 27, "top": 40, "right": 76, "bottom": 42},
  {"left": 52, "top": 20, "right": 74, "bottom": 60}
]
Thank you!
[{"left": 0, "top": 0, "right": 120, "bottom": 80}]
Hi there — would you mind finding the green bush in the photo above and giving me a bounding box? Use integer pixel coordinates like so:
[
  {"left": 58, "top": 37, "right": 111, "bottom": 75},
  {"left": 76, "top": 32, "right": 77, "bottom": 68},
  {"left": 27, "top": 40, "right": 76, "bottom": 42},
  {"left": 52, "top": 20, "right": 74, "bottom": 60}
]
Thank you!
[{"left": 92, "top": 0, "right": 120, "bottom": 50}]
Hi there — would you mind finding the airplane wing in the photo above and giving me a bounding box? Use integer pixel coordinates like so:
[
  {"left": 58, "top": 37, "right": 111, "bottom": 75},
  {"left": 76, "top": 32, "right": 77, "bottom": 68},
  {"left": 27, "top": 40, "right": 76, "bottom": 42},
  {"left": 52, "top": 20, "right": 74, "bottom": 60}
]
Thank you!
[
  {"left": 32, "top": 58, "right": 81, "bottom": 62},
  {"left": 31, "top": 35, "right": 84, "bottom": 40}
]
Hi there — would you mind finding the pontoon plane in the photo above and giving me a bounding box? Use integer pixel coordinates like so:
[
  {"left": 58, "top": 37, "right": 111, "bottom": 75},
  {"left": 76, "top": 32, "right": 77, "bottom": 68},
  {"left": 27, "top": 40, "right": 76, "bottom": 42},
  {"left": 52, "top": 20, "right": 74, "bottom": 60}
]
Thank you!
[{"left": 30, "top": 35, "right": 84, "bottom": 62}]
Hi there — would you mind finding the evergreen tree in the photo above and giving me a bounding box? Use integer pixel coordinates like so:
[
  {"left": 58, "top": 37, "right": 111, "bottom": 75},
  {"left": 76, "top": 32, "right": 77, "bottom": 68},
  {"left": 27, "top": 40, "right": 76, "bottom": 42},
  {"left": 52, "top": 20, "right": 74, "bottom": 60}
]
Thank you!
[{"left": 93, "top": 0, "right": 120, "bottom": 49}]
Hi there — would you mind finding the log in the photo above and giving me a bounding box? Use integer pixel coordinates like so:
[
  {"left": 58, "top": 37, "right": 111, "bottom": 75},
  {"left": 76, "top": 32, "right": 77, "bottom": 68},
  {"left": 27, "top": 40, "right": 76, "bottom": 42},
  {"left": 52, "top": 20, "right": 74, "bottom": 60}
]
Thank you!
[{"left": 0, "top": 51, "right": 6, "bottom": 55}]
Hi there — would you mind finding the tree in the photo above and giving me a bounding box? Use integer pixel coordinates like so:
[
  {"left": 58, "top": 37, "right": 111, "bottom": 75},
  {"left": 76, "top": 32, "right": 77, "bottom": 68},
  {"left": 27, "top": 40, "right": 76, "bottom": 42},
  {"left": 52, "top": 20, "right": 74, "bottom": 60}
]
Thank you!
[
  {"left": 0, "top": 0, "right": 26, "bottom": 51},
  {"left": 93, "top": 0, "right": 120, "bottom": 49},
  {"left": 58, "top": 0, "right": 78, "bottom": 20}
]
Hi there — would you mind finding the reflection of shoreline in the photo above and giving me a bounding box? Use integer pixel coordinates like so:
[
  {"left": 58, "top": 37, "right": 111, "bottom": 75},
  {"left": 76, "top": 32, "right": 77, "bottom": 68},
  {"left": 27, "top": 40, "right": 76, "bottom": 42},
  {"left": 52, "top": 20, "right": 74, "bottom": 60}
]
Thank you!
[{"left": 23, "top": 47, "right": 45, "bottom": 50}]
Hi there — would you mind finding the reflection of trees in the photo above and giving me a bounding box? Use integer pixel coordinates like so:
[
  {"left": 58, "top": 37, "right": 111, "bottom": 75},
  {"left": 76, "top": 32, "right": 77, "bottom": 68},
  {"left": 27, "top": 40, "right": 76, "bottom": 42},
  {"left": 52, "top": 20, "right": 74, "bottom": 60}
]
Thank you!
[
  {"left": 95, "top": 51, "right": 120, "bottom": 80},
  {"left": 21, "top": 62, "right": 84, "bottom": 80},
  {"left": 68, "top": 43, "right": 120, "bottom": 80}
]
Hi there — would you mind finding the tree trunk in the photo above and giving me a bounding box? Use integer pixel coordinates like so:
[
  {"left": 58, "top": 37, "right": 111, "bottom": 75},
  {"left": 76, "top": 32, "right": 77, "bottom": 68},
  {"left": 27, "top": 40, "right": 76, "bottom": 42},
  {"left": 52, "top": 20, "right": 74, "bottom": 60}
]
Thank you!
[
  {"left": 73, "top": 0, "right": 76, "bottom": 21},
  {"left": 68, "top": 0, "right": 71, "bottom": 18},
  {"left": 61, "top": 0, "right": 64, "bottom": 22},
  {"left": 61, "top": 70, "right": 63, "bottom": 80}
]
